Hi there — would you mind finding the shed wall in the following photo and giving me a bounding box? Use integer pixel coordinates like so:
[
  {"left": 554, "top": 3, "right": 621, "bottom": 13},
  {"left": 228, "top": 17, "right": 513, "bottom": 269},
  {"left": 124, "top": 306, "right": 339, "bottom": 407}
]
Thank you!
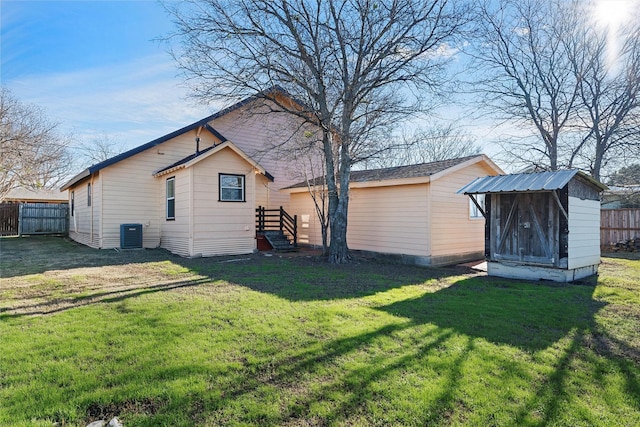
[{"left": 568, "top": 196, "right": 601, "bottom": 269}]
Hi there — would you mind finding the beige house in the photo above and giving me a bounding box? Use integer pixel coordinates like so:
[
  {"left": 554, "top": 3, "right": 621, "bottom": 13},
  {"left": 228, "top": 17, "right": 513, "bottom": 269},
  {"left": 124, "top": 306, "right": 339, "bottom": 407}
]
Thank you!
[
  {"left": 284, "top": 155, "right": 503, "bottom": 266},
  {"left": 61, "top": 89, "right": 310, "bottom": 256},
  {"left": 62, "top": 88, "right": 503, "bottom": 264}
]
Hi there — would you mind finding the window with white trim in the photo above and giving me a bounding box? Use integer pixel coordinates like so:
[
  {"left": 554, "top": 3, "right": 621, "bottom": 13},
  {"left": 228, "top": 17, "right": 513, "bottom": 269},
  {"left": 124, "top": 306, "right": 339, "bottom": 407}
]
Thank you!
[
  {"left": 87, "top": 183, "right": 91, "bottom": 206},
  {"left": 71, "top": 191, "right": 75, "bottom": 216},
  {"left": 469, "top": 194, "right": 485, "bottom": 219},
  {"left": 166, "top": 177, "right": 175, "bottom": 220},
  {"left": 219, "top": 174, "right": 245, "bottom": 202}
]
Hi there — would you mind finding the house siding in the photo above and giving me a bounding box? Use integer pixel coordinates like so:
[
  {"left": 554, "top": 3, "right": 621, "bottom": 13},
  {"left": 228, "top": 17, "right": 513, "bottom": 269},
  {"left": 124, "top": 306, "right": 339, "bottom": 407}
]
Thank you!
[
  {"left": 210, "top": 104, "right": 318, "bottom": 210},
  {"left": 289, "top": 183, "right": 431, "bottom": 257},
  {"left": 289, "top": 191, "right": 326, "bottom": 247},
  {"left": 97, "top": 130, "right": 218, "bottom": 249},
  {"left": 160, "top": 168, "right": 192, "bottom": 257},
  {"left": 190, "top": 147, "right": 257, "bottom": 256},
  {"left": 347, "top": 184, "right": 430, "bottom": 257},
  {"left": 568, "top": 196, "right": 601, "bottom": 269},
  {"left": 69, "top": 174, "right": 100, "bottom": 248},
  {"left": 288, "top": 158, "right": 500, "bottom": 265},
  {"left": 430, "top": 163, "right": 496, "bottom": 260}
]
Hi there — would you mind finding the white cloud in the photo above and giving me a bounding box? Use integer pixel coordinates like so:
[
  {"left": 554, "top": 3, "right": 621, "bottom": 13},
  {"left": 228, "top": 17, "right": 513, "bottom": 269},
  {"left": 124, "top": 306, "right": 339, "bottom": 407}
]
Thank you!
[{"left": 5, "top": 53, "right": 221, "bottom": 150}]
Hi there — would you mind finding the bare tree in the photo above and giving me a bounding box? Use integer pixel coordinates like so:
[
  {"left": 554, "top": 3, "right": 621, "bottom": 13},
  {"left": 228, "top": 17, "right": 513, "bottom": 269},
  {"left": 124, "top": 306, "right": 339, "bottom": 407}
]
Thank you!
[
  {"left": 288, "top": 137, "right": 331, "bottom": 255},
  {"left": 470, "top": 0, "right": 640, "bottom": 179},
  {"left": 365, "top": 123, "right": 481, "bottom": 168},
  {"left": 470, "top": 0, "right": 581, "bottom": 172},
  {"left": 75, "top": 133, "right": 126, "bottom": 168},
  {"left": 568, "top": 17, "right": 640, "bottom": 181},
  {"left": 0, "top": 87, "right": 73, "bottom": 202},
  {"left": 167, "top": 0, "right": 469, "bottom": 263}
]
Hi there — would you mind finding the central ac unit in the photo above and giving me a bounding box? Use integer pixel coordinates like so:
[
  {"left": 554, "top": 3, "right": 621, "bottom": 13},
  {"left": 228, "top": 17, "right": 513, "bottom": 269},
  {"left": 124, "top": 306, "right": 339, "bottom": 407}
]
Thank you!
[{"left": 120, "top": 223, "right": 143, "bottom": 249}]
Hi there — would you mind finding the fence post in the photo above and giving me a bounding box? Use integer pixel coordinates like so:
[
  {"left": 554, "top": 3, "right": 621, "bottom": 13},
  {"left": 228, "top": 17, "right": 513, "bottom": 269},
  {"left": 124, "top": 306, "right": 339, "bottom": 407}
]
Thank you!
[
  {"left": 293, "top": 214, "right": 297, "bottom": 247},
  {"left": 18, "top": 203, "right": 23, "bottom": 237},
  {"left": 256, "top": 206, "right": 262, "bottom": 232}
]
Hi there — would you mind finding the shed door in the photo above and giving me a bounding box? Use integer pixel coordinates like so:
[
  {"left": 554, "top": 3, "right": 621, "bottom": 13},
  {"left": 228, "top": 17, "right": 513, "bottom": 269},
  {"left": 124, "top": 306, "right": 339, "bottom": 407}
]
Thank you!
[{"left": 492, "top": 193, "right": 557, "bottom": 265}]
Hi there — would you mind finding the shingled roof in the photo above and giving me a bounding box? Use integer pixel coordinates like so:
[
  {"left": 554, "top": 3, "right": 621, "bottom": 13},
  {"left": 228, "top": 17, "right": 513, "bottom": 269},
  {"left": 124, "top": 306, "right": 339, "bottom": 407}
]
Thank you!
[
  {"left": 61, "top": 86, "right": 298, "bottom": 191},
  {"left": 285, "top": 155, "right": 485, "bottom": 189}
]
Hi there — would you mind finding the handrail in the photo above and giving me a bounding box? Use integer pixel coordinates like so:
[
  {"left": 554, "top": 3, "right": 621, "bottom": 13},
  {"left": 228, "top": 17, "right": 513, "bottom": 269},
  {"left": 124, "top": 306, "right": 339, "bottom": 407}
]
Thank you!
[{"left": 256, "top": 206, "right": 297, "bottom": 247}]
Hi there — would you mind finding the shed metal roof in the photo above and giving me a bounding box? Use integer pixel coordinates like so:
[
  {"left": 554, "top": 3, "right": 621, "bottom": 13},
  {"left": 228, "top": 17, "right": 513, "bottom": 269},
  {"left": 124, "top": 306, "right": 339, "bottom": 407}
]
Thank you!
[{"left": 457, "top": 170, "right": 607, "bottom": 195}]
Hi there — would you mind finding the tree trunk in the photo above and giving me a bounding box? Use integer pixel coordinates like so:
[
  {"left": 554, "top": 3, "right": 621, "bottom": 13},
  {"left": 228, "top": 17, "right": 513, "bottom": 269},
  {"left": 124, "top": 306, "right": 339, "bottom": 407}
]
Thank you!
[
  {"left": 328, "top": 194, "right": 350, "bottom": 263},
  {"left": 328, "top": 127, "right": 351, "bottom": 264},
  {"left": 592, "top": 137, "right": 606, "bottom": 181}
]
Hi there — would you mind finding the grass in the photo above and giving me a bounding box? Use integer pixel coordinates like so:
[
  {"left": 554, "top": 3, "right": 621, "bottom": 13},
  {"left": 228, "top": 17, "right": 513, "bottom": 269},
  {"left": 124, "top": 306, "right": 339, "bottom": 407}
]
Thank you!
[{"left": 0, "top": 236, "right": 639, "bottom": 426}]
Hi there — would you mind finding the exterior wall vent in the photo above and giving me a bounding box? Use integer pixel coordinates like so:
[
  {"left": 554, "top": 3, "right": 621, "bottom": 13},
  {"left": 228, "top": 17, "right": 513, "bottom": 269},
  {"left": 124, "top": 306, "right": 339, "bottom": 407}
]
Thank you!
[{"left": 120, "top": 224, "right": 143, "bottom": 249}]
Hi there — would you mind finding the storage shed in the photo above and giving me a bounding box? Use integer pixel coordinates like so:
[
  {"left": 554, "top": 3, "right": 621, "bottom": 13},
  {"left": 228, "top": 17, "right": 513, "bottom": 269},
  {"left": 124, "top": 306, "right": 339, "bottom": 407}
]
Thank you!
[{"left": 458, "top": 170, "right": 607, "bottom": 282}]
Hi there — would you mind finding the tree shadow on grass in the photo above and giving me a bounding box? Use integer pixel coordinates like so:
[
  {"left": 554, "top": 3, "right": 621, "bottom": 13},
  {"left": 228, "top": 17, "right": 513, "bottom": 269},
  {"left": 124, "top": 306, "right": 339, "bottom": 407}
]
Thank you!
[
  {"left": 182, "top": 253, "right": 472, "bottom": 302},
  {"left": 376, "top": 275, "right": 640, "bottom": 425},
  {"left": 0, "top": 235, "right": 176, "bottom": 278},
  {"left": 377, "top": 275, "right": 605, "bottom": 352},
  {"left": 1, "top": 235, "right": 469, "bottom": 303},
  {"left": 0, "top": 276, "right": 211, "bottom": 319}
]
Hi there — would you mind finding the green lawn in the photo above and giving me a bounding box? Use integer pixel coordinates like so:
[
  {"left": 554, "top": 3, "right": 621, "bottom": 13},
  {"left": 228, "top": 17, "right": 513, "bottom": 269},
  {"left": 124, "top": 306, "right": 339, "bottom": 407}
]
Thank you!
[{"left": 0, "top": 236, "right": 639, "bottom": 426}]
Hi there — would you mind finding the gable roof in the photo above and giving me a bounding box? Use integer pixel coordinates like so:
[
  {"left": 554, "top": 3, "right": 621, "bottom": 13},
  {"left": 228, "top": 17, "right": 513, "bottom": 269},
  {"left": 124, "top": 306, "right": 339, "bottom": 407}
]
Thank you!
[
  {"left": 284, "top": 155, "right": 502, "bottom": 190},
  {"left": 61, "top": 86, "right": 297, "bottom": 191},
  {"left": 457, "top": 169, "right": 608, "bottom": 195},
  {"left": 152, "top": 140, "right": 273, "bottom": 180}
]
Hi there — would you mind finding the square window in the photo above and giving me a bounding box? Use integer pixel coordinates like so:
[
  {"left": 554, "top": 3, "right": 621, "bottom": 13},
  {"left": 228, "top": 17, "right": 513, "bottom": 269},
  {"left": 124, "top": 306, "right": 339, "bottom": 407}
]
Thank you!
[{"left": 219, "top": 174, "right": 245, "bottom": 202}]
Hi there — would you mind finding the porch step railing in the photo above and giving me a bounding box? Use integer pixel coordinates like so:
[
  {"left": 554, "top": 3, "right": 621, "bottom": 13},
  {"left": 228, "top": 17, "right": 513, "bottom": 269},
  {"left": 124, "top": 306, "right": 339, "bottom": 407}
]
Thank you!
[{"left": 256, "top": 206, "right": 297, "bottom": 248}]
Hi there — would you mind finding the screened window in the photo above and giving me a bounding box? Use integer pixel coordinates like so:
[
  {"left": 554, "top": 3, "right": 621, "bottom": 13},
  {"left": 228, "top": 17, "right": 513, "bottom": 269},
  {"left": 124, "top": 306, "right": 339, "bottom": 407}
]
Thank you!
[
  {"left": 166, "top": 177, "right": 175, "bottom": 220},
  {"left": 469, "top": 194, "right": 485, "bottom": 219},
  {"left": 71, "top": 191, "right": 75, "bottom": 216},
  {"left": 219, "top": 174, "right": 245, "bottom": 202},
  {"left": 87, "top": 183, "right": 91, "bottom": 206}
]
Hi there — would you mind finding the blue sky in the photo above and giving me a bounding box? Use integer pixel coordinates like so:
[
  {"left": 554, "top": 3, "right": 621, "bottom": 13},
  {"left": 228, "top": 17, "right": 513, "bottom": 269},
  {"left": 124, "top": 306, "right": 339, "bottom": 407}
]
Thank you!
[
  {"left": 1, "top": 0, "right": 509, "bottom": 169},
  {"left": 1, "top": 0, "right": 213, "bottom": 151}
]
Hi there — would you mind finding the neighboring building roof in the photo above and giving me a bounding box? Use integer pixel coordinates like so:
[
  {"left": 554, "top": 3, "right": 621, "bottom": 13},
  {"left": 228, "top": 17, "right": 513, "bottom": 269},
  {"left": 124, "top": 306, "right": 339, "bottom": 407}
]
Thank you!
[
  {"left": 61, "top": 86, "right": 296, "bottom": 191},
  {"left": 4, "top": 188, "right": 68, "bottom": 203},
  {"left": 284, "top": 155, "right": 500, "bottom": 190},
  {"left": 457, "top": 169, "right": 608, "bottom": 195},
  {"left": 602, "top": 185, "right": 640, "bottom": 209},
  {"left": 152, "top": 140, "right": 274, "bottom": 181}
]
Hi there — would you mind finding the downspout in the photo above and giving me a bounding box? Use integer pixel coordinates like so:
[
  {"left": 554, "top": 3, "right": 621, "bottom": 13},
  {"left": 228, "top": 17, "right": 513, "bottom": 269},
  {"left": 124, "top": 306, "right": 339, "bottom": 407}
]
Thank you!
[{"left": 189, "top": 167, "right": 195, "bottom": 256}]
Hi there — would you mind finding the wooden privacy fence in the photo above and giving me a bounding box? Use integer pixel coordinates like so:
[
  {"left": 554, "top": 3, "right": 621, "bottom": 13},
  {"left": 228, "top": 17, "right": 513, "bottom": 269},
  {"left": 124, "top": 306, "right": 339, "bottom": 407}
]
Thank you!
[
  {"left": 0, "top": 204, "right": 19, "bottom": 236},
  {"left": 601, "top": 208, "right": 640, "bottom": 247},
  {"left": 0, "top": 202, "right": 69, "bottom": 236}
]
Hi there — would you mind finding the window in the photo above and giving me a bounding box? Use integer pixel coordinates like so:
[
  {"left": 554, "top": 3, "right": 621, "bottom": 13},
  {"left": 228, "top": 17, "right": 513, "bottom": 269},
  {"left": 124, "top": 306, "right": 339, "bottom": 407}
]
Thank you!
[
  {"left": 219, "top": 174, "right": 245, "bottom": 202},
  {"left": 166, "top": 177, "right": 175, "bottom": 220},
  {"left": 469, "top": 194, "right": 485, "bottom": 219},
  {"left": 71, "top": 191, "right": 75, "bottom": 216},
  {"left": 87, "top": 183, "right": 91, "bottom": 206}
]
